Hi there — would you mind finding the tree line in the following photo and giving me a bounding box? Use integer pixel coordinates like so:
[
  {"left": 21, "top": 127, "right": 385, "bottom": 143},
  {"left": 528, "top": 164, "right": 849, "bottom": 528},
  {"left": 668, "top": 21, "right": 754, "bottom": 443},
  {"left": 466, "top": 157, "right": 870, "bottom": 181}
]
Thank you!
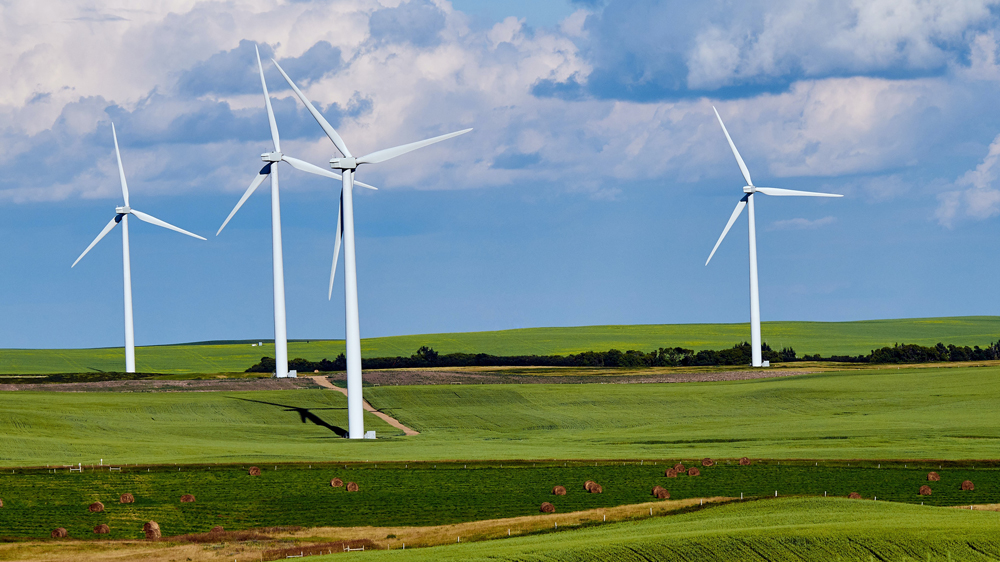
[{"left": 245, "top": 340, "right": 999, "bottom": 372}]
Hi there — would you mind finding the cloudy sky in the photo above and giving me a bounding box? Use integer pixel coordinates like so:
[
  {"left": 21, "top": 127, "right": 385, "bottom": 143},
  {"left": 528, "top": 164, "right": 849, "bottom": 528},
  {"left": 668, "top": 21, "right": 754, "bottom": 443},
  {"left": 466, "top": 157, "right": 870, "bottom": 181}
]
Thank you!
[{"left": 2, "top": 0, "right": 999, "bottom": 349}]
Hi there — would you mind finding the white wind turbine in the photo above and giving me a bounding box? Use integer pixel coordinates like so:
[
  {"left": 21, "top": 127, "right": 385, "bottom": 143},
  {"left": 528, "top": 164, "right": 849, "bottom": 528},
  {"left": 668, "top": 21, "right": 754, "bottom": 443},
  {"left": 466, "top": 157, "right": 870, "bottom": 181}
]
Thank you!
[
  {"left": 72, "top": 123, "right": 206, "bottom": 373},
  {"left": 272, "top": 57, "right": 472, "bottom": 439},
  {"left": 217, "top": 46, "right": 377, "bottom": 378},
  {"left": 705, "top": 106, "right": 842, "bottom": 367}
]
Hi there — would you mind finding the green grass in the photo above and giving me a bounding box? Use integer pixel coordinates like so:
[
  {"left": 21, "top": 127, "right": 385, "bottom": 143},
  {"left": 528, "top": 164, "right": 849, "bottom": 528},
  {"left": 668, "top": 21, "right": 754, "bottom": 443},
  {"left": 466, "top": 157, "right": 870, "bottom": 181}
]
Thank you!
[
  {"left": 1, "top": 316, "right": 998, "bottom": 374},
  {"left": 342, "top": 498, "right": 1000, "bottom": 561},
  {"left": 2, "top": 365, "right": 1000, "bottom": 464},
  {"left": 0, "top": 462, "right": 995, "bottom": 540}
]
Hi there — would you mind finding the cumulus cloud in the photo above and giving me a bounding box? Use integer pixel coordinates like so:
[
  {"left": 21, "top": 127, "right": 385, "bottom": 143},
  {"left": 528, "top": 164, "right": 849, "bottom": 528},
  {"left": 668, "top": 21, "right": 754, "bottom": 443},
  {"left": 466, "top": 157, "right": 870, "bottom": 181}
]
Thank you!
[{"left": 937, "top": 133, "right": 1000, "bottom": 226}]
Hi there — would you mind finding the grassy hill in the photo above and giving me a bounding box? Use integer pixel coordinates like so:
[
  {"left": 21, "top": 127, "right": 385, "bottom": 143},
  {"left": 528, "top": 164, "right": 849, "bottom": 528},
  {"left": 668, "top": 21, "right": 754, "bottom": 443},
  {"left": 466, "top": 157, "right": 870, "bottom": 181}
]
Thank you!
[
  {"left": 348, "top": 498, "right": 1000, "bottom": 561},
  {"left": 1, "top": 316, "right": 998, "bottom": 374},
  {"left": 2, "top": 364, "right": 1000, "bottom": 465}
]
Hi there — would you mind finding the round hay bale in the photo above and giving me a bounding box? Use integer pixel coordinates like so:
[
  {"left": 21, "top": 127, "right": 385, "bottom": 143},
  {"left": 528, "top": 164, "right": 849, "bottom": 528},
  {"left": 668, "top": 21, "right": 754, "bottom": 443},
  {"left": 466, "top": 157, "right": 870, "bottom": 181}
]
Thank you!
[
  {"left": 0, "top": 498, "right": 4, "bottom": 507},
  {"left": 652, "top": 486, "right": 670, "bottom": 499},
  {"left": 584, "top": 480, "right": 597, "bottom": 492},
  {"left": 540, "top": 502, "right": 555, "bottom": 513},
  {"left": 211, "top": 526, "right": 224, "bottom": 533},
  {"left": 687, "top": 467, "right": 700, "bottom": 477},
  {"left": 552, "top": 485, "right": 567, "bottom": 496},
  {"left": 143, "top": 521, "right": 161, "bottom": 540},
  {"left": 961, "top": 480, "right": 975, "bottom": 491},
  {"left": 179, "top": 494, "right": 196, "bottom": 503},
  {"left": 739, "top": 457, "right": 751, "bottom": 466},
  {"left": 701, "top": 458, "right": 714, "bottom": 467},
  {"left": 331, "top": 477, "right": 344, "bottom": 488},
  {"left": 119, "top": 493, "right": 134, "bottom": 504},
  {"left": 664, "top": 469, "right": 678, "bottom": 478},
  {"left": 589, "top": 483, "right": 603, "bottom": 494},
  {"left": 93, "top": 524, "right": 110, "bottom": 534},
  {"left": 346, "top": 482, "right": 359, "bottom": 492},
  {"left": 919, "top": 485, "right": 932, "bottom": 496},
  {"left": 927, "top": 472, "right": 940, "bottom": 482},
  {"left": 88, "top": 501, "right": 104, "bottom": 513},
  {"left": 248, "top": 466, "right": 261, "bottom": 476},
  {"left": 848, "top": 492, "right": 861, "bottom": 499},
  {"left": 51, "top": 528, "right": 67, "bottom": 538},
  {"left": 673, "top": 463, "right": 685, "bottom": 473}
]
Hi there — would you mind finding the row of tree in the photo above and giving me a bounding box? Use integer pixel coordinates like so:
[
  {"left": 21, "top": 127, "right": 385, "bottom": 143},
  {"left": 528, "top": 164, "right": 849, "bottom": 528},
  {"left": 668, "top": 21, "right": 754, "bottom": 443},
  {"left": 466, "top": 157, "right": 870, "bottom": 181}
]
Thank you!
[{"left": 247, "top": 340, "right": 1000, "bottom": 373}]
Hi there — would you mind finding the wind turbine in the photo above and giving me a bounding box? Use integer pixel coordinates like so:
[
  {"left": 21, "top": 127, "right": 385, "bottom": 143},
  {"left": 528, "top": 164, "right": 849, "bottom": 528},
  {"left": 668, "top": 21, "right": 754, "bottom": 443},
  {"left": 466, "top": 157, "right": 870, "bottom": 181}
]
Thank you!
[
  {"left": 216, "top": 46, "right": 376, "bottom": 378},
  {"left": 272, "top": 57, "right": 472, "bottom": 439},
  {"left": 72, "top": 123, "right": 206, "bottom": 373},
  {"left": 705, "top": 106, "right": 842, "bottom": 367}
]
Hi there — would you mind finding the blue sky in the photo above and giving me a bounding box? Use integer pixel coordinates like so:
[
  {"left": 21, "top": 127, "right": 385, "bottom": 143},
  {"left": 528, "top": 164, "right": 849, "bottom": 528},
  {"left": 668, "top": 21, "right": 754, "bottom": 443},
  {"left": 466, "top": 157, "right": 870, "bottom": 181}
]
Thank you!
[{"left": 2, "top": 0, "right": 1000, "bottom": 349}]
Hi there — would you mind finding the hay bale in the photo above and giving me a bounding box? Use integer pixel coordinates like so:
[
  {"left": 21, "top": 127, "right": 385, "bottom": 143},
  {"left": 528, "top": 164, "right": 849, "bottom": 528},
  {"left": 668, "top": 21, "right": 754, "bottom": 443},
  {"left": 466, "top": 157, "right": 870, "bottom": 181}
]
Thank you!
[
  {"left": 88, "top": 501, "right": 104, "bottom": 513},
  {"left": 211, "top": 526, "right": 224, "bottom": 533},
  {"left": 673, "top": 463, "right": 685, "bottom": 473},
  {"left": 589, "top": 483, "right": 603, "bottom": 494},
  {"left": 331, "top": 478, "right": 344, "bottom": 488},
  {"left": 927, "top": 472, "right": 940, "bottom": 482},
  {"left": 119, "top": 493, "right": 134, "bottom": 504},
  {"left": 93, "top": 524, "right": 110, "bottom": 534},
  {"left": 584, "top": 480, "right": 597, "bottom": 492},
  {"left": 51, "top": 528, "right": 67, "bottom": 538},
  {"left": 540, "top": 502, "right": 555, "bottom": 513},
  {"left": 961, "top": 480, "right": 975, "bottom": 491},
  {"left": 739, "top": 457, "right": 751, "bottom": 466},
  {"left": 346, "top": 482, "right": 359, "bottom": 492},
  {"left": 552, "top": 485, "right": 567, "bottom": 496},
  {"left": 848, "top": 492, "right": 861, "bottom": 499},
  {"left": 0, "top": 498, "right": 3, "bottom": 507},
  {"left": 664, "top": 469, "right": 678, "bottom": 478},
  {"left": 143, "top": 521, "right": 161, "bottom": 539},
  {"left": 248, "top": 466, "right": 261, "bottom": 476},
  {"left": 919, "top": 485, "right": 932, "bottom": 496},
  {"left": 701, "top": 458, "right": 714, "bottom": 467},
  {"left": 652, "top": 486, "right": 670, "bottom": 499},
  {"left": 687, "top": 467, "right": 700, "bottom": 477},
  {"left": 180, "top": 494, "right": 196, "bottom": 503}
]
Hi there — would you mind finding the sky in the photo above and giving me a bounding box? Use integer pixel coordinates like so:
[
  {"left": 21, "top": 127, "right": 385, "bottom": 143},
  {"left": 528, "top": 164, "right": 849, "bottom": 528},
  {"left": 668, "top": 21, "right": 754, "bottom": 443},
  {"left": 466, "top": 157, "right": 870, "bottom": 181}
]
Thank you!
[{"left": 1, "top": 0, "right": 999, "bottom": 349}]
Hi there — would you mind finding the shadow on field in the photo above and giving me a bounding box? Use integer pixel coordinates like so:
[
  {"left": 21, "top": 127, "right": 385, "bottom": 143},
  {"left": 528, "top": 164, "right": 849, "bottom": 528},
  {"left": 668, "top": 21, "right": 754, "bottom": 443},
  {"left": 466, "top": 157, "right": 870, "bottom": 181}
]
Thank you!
[{"left": 229, "top": 397, "right": 348, "bottom": 437}]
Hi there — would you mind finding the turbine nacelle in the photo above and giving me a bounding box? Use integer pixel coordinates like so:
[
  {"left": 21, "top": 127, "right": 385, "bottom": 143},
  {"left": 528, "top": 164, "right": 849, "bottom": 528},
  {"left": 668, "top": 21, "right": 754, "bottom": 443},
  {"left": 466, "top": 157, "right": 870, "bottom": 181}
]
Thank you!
[
  {"left": 743, "top": 186, "right": 754, "bottom": 193},
  {"left": 115, "top": 205, "right": 132, "bottom": 214},
  {"left": 261, "top": 151, "right": 283, "bottom": 163},
  {"left": 330, "top": 157, "right": 357, "bottom": 170}
]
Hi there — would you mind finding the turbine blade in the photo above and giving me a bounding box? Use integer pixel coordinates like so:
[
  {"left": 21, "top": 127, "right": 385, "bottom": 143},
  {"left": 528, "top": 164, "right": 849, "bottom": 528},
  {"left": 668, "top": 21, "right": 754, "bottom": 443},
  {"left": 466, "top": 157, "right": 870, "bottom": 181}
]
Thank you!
[
  {"left": 282, "top": 155, "right": 378, "bottom": 189},
  {"left": 271, "top": 58, "right": 352, "bottom": 158},
  {"left": 217, "top": 166, "right": 270, "bottom": 235},
  {"left": 328, "top": 190, "right": 343, "bottom": 300},
  {"left": 754, "top": 187, "right": 844, "bottom": 198},
  {"left": 357, "top": 128, "right": 473, "bottom": 165},
  {"left": 112, "top": 123, "right": 129, "bottom": 206},
  {"left": 256, "top": 45, "right": 280, "bottom": 153},
  {"left": 705, "top": 195, "right": 748, "bottom": 266},
  {"left": 72, "top": 216, "right": 120, "bottom": 267},
  {"left": 713, "top": 106, "right": 753, "bottom": 187},
  {"left": 131, "top": 209, "right": 207, "bottom": 240}
]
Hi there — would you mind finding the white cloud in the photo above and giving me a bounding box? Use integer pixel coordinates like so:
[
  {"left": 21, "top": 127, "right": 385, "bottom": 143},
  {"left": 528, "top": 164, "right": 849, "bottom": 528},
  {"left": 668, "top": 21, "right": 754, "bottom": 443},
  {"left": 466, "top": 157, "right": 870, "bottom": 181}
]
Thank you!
[
  {"left": 937, "top": 132, "right": 1000, "bottom": 226},
  {"left": 768, "top": 216, "right": 836, "bottom": 231}
]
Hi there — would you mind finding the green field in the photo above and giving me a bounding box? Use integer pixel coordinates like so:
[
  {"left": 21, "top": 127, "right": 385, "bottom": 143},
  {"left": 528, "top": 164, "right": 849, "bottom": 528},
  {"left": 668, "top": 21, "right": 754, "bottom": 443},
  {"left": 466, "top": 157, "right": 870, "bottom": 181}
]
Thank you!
[
  {"left": 342, "top": 498, "right": 1000, "bottom": 561},
  {"left": 1, "top": 316, "right": 998, "bottom": 374},
  {"left": 2, "top": 365, "right": 1000, "bottom": 465},
  {"left": 0, "top": 461, "right": 994, "bottom": 540}
]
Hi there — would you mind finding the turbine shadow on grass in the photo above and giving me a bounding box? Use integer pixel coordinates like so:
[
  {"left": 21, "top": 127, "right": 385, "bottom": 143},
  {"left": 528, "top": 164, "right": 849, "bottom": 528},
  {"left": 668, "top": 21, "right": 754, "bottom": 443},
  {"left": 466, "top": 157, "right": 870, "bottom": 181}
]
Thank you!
[{"left": 229, "top": 397, "right": 348, "bottom": 437}]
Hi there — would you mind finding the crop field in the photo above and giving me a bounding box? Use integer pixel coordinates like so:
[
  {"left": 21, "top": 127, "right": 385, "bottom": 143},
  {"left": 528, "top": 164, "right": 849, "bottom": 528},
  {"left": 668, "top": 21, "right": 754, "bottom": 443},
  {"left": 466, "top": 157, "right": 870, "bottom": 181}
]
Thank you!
[
  {"left": 0, "top": 461, "right": 995, "bottom": 540},
  {"left": 0, "top": 316, "right": 997, "bottom": 374},
  {"left": 1, "top": 365, "right": 1000, "bottom": 464},
  {"left": 345, "top": 497, "right": 1000, "bottom": 562}
]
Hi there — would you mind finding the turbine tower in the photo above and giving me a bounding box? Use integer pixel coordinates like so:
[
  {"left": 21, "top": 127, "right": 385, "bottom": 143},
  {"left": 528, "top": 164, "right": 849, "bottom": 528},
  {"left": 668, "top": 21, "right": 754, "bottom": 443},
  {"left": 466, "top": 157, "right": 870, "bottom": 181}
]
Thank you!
[
  {"left": 273, "top": 58, "right": 471, "bottom": 439},
  {"left": 705, "top": 106, "right": 842, "bottom": 367},
  {"left": 72, "top": 123, "right": 206, "bottom": 373},
  {"left": 217, "top": 46, "right": 376, "bottom": 378}
]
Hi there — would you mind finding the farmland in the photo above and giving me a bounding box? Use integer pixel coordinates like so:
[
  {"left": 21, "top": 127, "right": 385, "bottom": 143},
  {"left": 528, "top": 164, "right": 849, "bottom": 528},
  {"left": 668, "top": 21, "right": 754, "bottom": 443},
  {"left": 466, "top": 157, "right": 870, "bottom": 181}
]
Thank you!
[
  {"left": 1, "top": 364, "right": 1000, "bottom": 464},
  {"left": 0, "top": 316, "right": 997, "bottom": 374},
  {"left": 0, "top": 461, "right": 995, "bottom": 540},
  {"left": 348, "top": 497, "right": 1000, "bottom": 562}
]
